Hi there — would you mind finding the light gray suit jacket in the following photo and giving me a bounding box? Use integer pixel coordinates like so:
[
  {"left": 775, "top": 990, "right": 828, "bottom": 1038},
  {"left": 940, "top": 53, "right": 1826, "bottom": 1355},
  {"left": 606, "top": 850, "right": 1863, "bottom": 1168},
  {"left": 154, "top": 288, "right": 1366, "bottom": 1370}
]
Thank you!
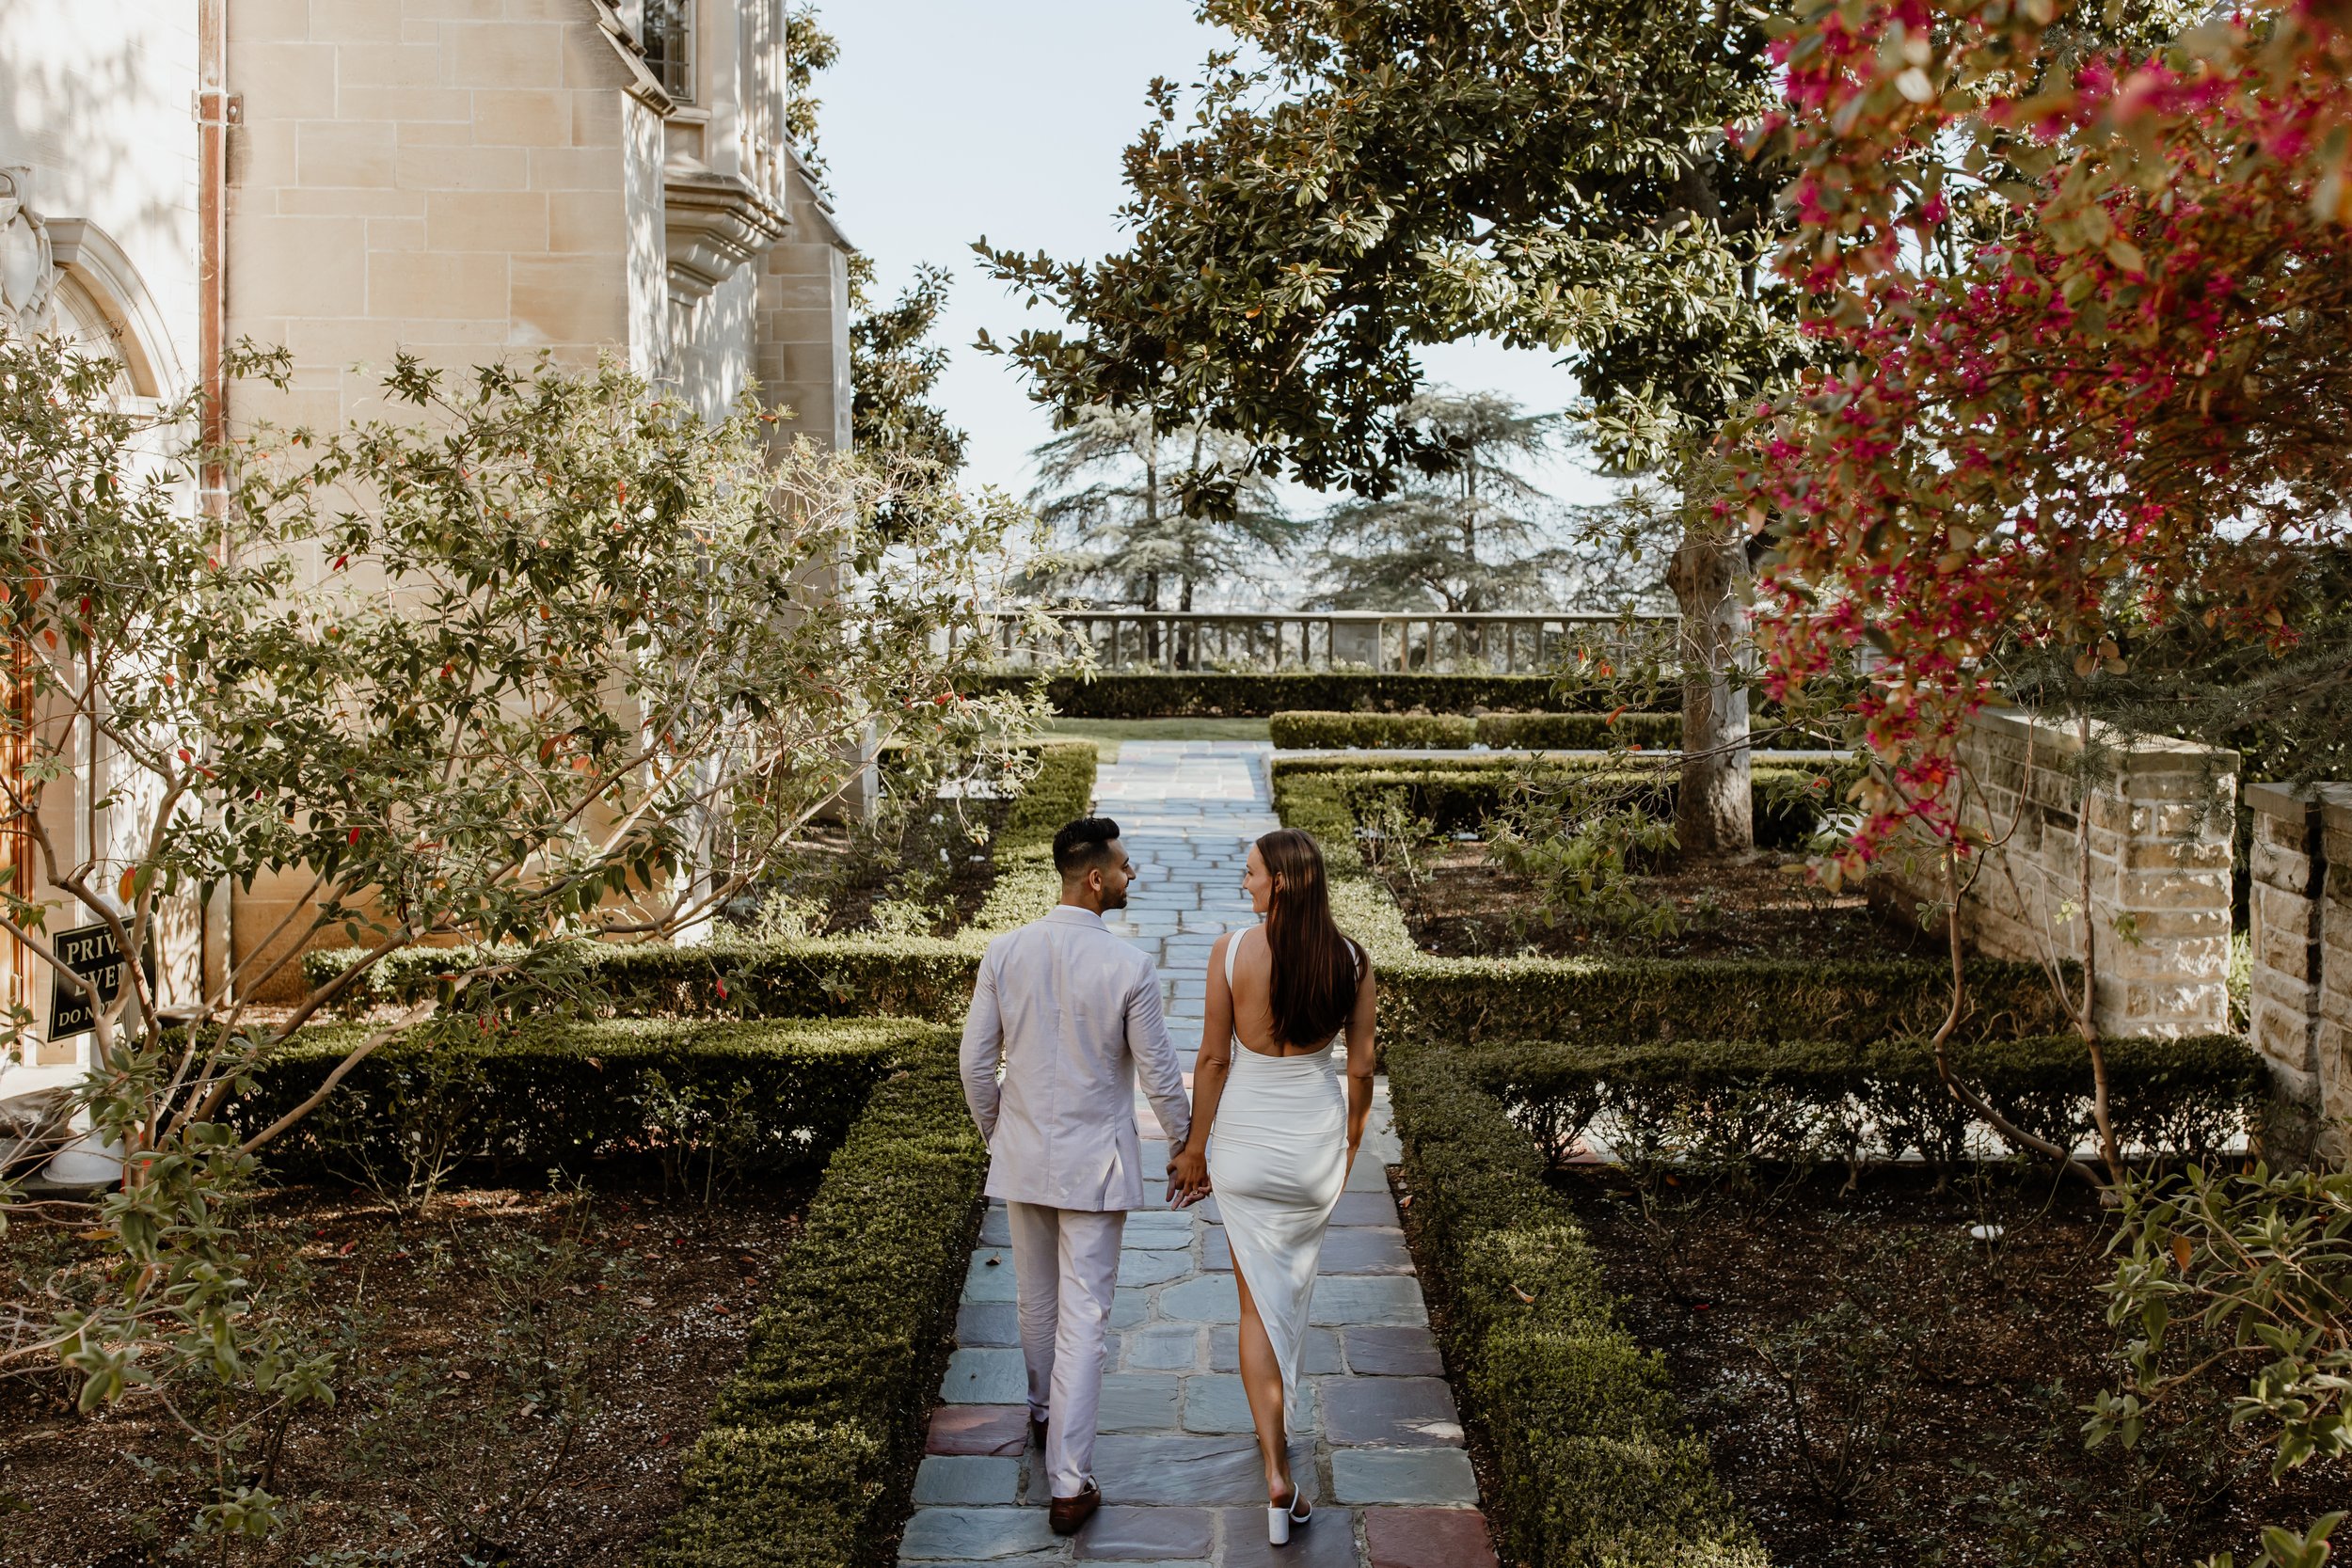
[{"left": 960, "top": 905, "right": 1192, "bottom": 1211}]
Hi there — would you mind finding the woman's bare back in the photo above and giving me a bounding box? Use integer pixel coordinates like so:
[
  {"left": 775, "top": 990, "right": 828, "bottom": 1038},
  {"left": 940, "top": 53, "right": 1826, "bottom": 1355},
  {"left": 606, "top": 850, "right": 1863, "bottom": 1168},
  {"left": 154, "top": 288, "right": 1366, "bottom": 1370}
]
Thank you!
[{"left": 1217, "top": 927, "right": 1343, "bottom": 1057}]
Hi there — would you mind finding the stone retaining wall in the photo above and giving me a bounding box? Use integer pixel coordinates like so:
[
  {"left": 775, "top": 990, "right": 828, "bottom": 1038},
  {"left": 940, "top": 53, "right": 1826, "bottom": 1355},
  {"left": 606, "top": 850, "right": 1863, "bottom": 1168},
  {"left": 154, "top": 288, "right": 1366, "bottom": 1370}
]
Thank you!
[
  {"left": 1871, "top": 709, "right": 2237, "bottom": 1039},
  {"left": 2246, "top": 782, "right": 2352, "bottom": 1157}
]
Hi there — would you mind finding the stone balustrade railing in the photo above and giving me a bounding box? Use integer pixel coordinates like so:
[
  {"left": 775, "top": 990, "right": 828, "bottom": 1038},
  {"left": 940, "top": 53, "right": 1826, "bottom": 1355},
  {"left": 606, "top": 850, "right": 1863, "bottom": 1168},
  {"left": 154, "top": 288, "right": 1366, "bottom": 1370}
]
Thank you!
[{"left": 981, "top": 610, "right": 1678, "bottom": 675}]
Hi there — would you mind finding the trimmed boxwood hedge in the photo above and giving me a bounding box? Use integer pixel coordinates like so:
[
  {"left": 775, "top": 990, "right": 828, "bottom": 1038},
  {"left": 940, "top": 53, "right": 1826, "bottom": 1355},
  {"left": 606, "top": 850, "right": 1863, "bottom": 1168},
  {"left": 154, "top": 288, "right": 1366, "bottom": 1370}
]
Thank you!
[
  {"left": 1474, "top": 711, "right": 1685, "bottom": 750},
  {"left": 1269, "top": 709, "right": 1477, "bottom": 750},
  {"left": 230, "top": 1017, "right": 920, "bottom": 1179},
  {"left": 1376, "top": 951, "right": 2068, "bottom": 1050},
  {"left": 646, "top": 1032, "right": 986, "bottom": 1568},
  {"left": 1002, "top": 738, "right": 1097, "bottom": 847},
  {"left": 1274, "top": 756, "right": 1860, "bottom": 851},
  {"left": 1268, "top": 709, "right": 1687, "bottom": 752},
  {"left": 1277, "top": 764, "right": 2071, "bottom": 1048},
  {"left": 305, "top": 847, "right": 1057, "bottom": 1022},
  {"left": 977, "top": 670, "right": 1593, "bottom": 718},
  {"left": 1388, "top": 1035, "right": 1766, "bottom": 1567},
  {"left": 1483, "top": 1033, "right": 2263, "bottom": 1169}
]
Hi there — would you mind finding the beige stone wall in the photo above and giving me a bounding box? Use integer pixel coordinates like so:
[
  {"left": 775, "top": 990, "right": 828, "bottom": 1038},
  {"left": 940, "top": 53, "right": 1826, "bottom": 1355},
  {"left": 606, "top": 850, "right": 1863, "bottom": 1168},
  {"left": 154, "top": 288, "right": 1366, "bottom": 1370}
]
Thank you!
[
  {"left": 223, "top": 1, "right": 665, "bottom": 997},
  {"left": 225, "top": 0, "right": 652, "bottom": 435},
  {"left": 198, "top": 3, "right": 847, "bottom": 1006},
  {"left": 2247, "top": 783, "right": 2352, "bottom": 1156},
  {"left": 1, "top": 1, "right": 207, "bottom": 1081},
  {"left": 2327, "top": 796, "right": 2352, "bottom": 1147},
  {"left": 757, "top": 159, "right": 851, "bottom": 449},
  {"left": 1872, "top": 709, "right": 2237, "bottom": 1038},
  {"left": 621, "top": 91, "right": 670, "bottom": 376},
  {"left": 0, "top": 0, "right": 202, "bottom": 393}
]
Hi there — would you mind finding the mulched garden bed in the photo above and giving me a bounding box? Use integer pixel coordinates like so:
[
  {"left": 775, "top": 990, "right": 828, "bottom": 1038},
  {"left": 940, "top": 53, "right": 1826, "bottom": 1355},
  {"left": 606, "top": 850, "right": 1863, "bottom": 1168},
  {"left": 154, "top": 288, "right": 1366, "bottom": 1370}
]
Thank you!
[
  {"left": 1, "top": 1170, "right": 816, "bottom": 1567},
  {"left": 1553, "top": 1164, "right": 2349, "bottom": 1566},
  {"left": 1384, "top": 843, "right": 1943, "bottom": 962},
  {"left": 744, "top": 798, "right": 1009, "bottom": 938}
]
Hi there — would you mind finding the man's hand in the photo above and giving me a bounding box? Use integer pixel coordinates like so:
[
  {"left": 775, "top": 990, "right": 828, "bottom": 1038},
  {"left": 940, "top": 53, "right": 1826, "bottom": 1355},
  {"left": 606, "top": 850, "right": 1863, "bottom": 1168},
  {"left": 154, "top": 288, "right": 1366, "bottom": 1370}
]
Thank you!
[{"left": 1168, "top": 1145, "right": 1210, "bottom": 1206}]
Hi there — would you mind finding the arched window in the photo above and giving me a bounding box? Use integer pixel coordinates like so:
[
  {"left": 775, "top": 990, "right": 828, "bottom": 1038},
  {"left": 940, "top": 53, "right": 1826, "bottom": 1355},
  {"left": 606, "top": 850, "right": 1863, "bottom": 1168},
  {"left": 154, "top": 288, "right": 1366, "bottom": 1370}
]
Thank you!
[
  {"left": 45, "top": 217, "right": 176, "bottom": 404},
  {"left": 49, "top": 271, "right": 138, "bottom": 400}
]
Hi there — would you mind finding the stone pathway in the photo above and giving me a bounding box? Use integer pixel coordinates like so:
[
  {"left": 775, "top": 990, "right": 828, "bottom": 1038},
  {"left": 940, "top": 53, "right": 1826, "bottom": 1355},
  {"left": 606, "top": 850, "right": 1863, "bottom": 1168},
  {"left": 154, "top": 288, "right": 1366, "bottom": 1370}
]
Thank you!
[{"left": 902, "top": 742, "right": 1495, "bottom": 1568}]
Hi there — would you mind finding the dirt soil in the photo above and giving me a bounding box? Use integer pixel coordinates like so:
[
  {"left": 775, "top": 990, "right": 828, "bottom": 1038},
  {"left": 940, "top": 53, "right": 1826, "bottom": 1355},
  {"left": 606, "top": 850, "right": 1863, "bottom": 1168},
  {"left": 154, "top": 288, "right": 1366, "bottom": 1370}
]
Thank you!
[
  {"left": 1, "top": 1171, "right": 814, "bottom": 1568},
  {"left": 1388, "top": 844, "right": 1943, "bottom": 961},
  {"left": 1552, "top": 1164, "right": 2350, "bottom": 1566},
  {"left": 755, "top": 800, "right": 1008, "bottom": 938}
]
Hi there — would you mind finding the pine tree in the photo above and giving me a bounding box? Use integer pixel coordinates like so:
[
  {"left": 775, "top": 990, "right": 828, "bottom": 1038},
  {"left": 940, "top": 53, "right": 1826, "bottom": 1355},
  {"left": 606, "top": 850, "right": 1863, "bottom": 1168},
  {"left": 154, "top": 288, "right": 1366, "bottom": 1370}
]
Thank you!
[
  {"left": 1316, "top": 391, "right": 1566, "bottom": 612},
  {"left": 1026, "top": 406, "right": 1297, "bottom": 652}
]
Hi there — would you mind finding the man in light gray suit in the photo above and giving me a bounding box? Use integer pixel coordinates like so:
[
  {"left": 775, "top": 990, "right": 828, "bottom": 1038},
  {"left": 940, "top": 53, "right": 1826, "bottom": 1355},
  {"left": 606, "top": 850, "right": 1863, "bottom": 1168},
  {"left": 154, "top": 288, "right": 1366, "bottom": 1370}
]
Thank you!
[{"left": 960, "top": 815, "right": 1192, "bottom": 1535}]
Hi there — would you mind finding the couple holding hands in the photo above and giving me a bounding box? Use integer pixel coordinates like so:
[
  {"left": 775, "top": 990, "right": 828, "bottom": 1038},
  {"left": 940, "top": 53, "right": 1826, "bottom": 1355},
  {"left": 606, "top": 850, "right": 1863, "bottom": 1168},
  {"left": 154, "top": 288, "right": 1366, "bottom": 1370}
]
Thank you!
[{"left": 959, "top": 816, "right": 1377, "bottom": 1546}]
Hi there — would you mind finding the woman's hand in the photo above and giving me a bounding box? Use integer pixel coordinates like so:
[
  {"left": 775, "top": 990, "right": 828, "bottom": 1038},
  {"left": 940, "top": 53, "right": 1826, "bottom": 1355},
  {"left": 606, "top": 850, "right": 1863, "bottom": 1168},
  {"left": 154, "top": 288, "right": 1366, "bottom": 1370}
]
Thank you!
[{"left": 1168, "top": 1145, "right": 1210, "bottom": 1203}]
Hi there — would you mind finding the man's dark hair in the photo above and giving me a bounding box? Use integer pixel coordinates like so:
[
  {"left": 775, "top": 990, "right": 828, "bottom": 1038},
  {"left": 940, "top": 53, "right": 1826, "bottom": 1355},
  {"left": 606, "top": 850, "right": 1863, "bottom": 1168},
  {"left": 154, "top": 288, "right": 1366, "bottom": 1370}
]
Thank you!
[{"left": 1053, "top": 816, "right": 1122, "bottom": 878}]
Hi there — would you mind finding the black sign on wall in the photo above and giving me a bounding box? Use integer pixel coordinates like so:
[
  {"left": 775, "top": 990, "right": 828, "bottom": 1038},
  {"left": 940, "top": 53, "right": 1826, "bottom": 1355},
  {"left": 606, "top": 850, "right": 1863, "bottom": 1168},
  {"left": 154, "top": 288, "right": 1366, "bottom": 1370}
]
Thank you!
[{"left": 44, "top": 921, "right": 145, "bottom": 1042}]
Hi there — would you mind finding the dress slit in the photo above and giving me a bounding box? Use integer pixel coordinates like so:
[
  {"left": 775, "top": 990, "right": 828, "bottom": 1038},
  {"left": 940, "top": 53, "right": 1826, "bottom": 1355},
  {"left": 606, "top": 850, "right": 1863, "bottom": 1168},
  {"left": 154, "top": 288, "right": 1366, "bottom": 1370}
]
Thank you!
[{"left": 1209, "top": 927, "right": 1348, "bottom": 1441}]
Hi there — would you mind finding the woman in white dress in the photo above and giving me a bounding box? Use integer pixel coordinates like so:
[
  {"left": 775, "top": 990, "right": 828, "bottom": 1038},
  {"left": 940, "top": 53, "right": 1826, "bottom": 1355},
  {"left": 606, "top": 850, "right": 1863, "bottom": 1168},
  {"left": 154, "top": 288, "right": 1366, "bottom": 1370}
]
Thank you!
[{"left": 1168, "top": 828, "right": 1377, "bottom": 1545}]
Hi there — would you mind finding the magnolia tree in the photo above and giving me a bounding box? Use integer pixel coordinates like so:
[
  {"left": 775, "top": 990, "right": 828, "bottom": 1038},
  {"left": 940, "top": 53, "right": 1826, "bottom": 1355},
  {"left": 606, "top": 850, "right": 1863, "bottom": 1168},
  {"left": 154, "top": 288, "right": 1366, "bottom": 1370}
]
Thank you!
[
  {"left": 979, "top": 0, "right": 1802, "bottom": 858},
  {"left": 1733, "top": 0, "right": 2352, "bottom": 1551},
  {"left": 0, "top": 333, "right": 1029, "bottom": 1537}
]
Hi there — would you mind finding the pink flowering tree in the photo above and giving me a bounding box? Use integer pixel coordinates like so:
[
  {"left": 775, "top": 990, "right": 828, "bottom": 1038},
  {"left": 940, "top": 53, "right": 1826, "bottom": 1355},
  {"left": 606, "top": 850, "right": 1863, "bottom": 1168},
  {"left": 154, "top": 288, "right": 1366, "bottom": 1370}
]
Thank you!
[
  {"left": 1740, "top": 0, "right": 2351, "bottom": 869},
  {"left": 1736, "top": 4, "right": 2352, "bottom": 1543}
]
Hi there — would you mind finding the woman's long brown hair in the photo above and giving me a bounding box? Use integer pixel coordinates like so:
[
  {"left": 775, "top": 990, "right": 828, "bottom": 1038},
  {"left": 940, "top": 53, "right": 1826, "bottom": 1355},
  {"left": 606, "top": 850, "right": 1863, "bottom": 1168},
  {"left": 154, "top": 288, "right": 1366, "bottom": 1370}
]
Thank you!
[{"left": 1255, "top": 828, "right": 1361, "bottom": 1047}]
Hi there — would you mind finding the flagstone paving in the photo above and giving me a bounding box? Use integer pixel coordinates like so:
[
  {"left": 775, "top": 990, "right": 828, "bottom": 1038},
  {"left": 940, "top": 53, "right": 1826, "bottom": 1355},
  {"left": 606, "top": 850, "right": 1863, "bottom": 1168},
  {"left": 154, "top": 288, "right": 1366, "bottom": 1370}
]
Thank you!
[{"left": 901, "top": 742, "right": 1495, "bottom": 1567}]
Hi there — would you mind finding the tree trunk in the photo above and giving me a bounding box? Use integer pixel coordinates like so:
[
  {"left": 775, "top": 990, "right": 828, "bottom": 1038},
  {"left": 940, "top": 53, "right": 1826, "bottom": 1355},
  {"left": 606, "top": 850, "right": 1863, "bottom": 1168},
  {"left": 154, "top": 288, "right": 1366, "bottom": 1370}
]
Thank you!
[
  {"left": 1461, "top": 462, "right": 1482, "bottom": 614},
  {"left": 1665, "top": 515, "right": 1753, "bottom": 858}
]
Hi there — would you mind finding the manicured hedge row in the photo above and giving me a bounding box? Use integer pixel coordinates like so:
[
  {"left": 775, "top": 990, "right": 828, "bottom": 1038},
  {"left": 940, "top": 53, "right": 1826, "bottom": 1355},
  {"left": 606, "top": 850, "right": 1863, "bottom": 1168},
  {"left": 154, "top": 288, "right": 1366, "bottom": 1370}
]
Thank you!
[
  {"left": 234, "top": 1017, "right": 919, "bottom": 1178},
  {"left": 647, "top": 1033, "right": 987, "bottom": 1568},
  {"left": 306, "top": 844, "right": 1063, "bottom": 1022},
  {"left": 1267, "top": 709, "right": 1684, "bottom": 751},
  {"left": 1483, "top": 1034, "right": 2262, "bottom": 1169},
  {"left": 1274, "top": 760, "right": 1864, "bottom": 868},
  {"left": 1388, "top": 1037, "right": 1766, "bottom": 1567},
  {"left": 1270, "top": 710, "right": 1477, "bottom": 749},
  {"left": 1473, "top": 711, "right": 1684, "bottom": 750},
  {"left": 1277, "top": 766, "right": 2069, "bottom": 1047},
  {"left": 977, "top": 671, "right": 1591, "bottom": 718},
  {"left": 1002, "top": 738, "right": 1098, "bottom": 847},
  {"left": 1376, "top": 951, "right": 2068, "bottom": 1049}
]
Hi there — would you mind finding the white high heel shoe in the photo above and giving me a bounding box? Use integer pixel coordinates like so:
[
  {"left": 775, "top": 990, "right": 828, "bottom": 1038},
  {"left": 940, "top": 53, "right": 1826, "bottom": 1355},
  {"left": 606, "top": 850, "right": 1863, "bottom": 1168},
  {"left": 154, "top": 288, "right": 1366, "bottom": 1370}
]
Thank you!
[{"left": 1267, "top": 1487, "right": 1311, "bottom": 1544}]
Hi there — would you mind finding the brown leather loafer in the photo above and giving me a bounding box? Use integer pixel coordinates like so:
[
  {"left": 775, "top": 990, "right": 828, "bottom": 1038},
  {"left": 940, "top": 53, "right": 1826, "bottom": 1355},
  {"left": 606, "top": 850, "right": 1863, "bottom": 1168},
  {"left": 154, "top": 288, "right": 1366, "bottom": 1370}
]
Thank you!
[{"left": 1048, "top": 1479, "right": 1101, "bottom": 1536}]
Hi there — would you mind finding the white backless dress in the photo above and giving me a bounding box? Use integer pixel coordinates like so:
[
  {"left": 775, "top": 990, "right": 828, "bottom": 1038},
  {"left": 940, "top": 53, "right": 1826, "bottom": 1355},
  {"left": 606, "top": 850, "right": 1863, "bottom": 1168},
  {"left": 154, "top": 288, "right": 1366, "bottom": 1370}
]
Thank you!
[{"left": 1207, "top": 926, "right": 1350, "bottom": 1437}]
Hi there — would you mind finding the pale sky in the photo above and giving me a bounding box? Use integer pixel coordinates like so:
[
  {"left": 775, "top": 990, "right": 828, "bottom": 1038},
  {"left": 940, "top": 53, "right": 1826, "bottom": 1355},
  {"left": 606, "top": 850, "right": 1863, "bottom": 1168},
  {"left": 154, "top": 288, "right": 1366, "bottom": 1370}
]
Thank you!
[{"left": 814, "top": 0, "right": 1609, "bottom": 509}]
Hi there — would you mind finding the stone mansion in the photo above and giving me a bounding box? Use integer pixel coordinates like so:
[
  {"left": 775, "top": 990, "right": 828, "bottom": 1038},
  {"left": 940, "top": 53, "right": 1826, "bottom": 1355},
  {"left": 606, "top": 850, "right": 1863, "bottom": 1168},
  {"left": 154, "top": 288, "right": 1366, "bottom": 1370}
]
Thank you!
[{"left": 0, "top": 0, "right": 853, "bottom": 1092}]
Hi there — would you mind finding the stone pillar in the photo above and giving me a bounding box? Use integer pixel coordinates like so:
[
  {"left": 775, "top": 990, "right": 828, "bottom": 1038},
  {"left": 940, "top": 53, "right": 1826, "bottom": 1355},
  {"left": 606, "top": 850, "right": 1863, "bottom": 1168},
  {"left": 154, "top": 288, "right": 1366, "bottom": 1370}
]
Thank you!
[
  {"left": 2325, "top": 795, "right": 2352, "bottom": 1137},
  {"left": 1872, "top": 709, "right": 2237, "bottom": 1038},
  {"left": 2246, "top": 783, "right": 2352, "bottom": 1162},
  {"left": 1328, "top": 616, "right": 1381, "bottom": 671},
  {"left": 2248, "top": 784, "right": 2327, "bottom": 1105}
]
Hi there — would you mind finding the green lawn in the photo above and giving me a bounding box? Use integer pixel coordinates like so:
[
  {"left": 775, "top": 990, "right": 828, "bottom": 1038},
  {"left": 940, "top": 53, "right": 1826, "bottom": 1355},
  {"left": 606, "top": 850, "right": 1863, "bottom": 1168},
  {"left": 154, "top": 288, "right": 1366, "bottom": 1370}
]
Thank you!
[{"left": 1042, "top": 717, "right": 1271, "bottom": 763}]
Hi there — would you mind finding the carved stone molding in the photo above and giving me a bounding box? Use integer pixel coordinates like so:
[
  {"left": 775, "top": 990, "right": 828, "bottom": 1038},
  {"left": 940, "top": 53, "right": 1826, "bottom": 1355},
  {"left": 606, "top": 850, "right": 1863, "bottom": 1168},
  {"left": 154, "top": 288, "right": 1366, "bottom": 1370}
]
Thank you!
[
  {"left": 0, "top": 166, "right": 58, "bottom": 336},
  {"left": 663, "top": 160, "right": 789, "bottom": 301}
]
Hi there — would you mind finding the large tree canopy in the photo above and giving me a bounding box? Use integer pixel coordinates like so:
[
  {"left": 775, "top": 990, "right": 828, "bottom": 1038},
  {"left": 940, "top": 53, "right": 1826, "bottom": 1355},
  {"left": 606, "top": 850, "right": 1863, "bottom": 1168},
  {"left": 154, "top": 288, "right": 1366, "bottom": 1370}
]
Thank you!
[
  {"left": 978, "top": 0, "right": 1801, "bottom": 499},
  {"left": 1734, "top": 0, "right": 2352, "bottom": 865},
  {"left": 979, "top": 0, "right": 1805, "bottom": 856}
]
